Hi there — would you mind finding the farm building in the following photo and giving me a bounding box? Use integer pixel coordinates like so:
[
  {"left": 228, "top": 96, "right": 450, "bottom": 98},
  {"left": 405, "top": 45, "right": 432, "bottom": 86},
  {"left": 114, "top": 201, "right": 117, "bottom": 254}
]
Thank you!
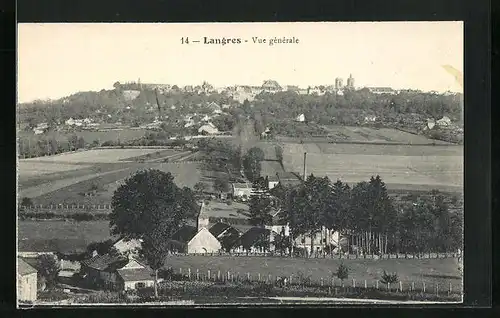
[
  {"left": 276, "top": 171, "right": 303, "bottom": 187},
  {"left": 112, "top": 237, "right": 143, "bottom": 256},
  {"left": 231, "top": 182, "right": 253, "bottom": 198},
  {"left": 267, "top": 175, "right": 280, "bottom": 189},
  {"left": 17, "top": 258, "right": 37, "bottom": 303},
  {"left": 209, "top": 222, "right": 242, "bottom": 251},
  {"left": 116, "top": 259, "right": 159, "bottom": 291},
  {"left": 169, "top": 203, "right": 222, "bottom": 254},
  {"left": 293, "top": 227, "right": 340, "bottom": 256},
  {"left": 229, "top": 227, "right": 277, "bottom": 253},
  {"left": 81, "top": 254, "right": 159, "bottom": 291}
]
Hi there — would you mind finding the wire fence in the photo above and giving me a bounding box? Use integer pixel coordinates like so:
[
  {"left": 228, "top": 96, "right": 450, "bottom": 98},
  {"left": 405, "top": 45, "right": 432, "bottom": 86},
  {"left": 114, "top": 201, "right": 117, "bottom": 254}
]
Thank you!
[{"left": 165, "top": 267, "right": 462, "bottom": 297}]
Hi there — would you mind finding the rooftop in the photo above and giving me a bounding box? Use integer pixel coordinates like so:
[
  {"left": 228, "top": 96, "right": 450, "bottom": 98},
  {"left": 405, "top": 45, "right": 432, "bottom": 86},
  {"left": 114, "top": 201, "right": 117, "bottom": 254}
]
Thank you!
[
  {"left": 171, "top": 225, "right": 198, "bottom": 243},
  {"left": 18, "top": 258, "right": 37, "bottom": 276},
  {"left": 81, "top": 253, "right": 127, "bottom": 271}
]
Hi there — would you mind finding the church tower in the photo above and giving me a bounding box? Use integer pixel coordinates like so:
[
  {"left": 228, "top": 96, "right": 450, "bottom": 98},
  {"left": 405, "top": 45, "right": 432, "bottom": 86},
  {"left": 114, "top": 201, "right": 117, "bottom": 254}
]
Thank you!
[{"left": 197, "top": 201, "right": 210, "bottom": 231}]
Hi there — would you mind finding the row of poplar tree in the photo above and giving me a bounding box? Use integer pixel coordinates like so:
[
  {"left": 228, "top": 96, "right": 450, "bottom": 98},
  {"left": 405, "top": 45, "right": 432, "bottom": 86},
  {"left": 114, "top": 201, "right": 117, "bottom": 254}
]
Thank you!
[{"left": 248, "top": 174, "right": 463, "bottom": 255}]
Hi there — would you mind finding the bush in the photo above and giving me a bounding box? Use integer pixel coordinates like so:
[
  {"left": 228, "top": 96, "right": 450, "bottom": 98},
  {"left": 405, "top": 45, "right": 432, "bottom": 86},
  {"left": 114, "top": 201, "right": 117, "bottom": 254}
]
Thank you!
[
  {"left": 380, "top": 270, "right": 399, "bottom": 285},
  {"left": 336, "top": 263, "right": 349, "bottom": 282}
]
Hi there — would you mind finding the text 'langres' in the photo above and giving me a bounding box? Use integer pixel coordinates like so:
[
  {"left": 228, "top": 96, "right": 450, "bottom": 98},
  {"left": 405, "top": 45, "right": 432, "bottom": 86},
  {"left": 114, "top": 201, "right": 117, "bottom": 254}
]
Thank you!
[{"left": 180, "top": 37, "right": 300, "bottom": 46}]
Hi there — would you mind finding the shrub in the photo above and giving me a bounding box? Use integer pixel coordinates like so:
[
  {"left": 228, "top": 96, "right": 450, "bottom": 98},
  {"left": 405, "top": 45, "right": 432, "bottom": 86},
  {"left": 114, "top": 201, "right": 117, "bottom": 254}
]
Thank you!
[
  {"left": 380, "top": 270, "right": 399, "bottom": 285},
  {"left": 336, "top": 263, "right": 349, "bottom": 283}
]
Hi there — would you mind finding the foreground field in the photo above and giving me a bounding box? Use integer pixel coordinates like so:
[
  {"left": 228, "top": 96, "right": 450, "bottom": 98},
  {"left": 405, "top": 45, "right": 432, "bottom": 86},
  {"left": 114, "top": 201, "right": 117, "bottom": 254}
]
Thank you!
[{"left": 163, "top": 255, "right": 461, "bottom": 288}]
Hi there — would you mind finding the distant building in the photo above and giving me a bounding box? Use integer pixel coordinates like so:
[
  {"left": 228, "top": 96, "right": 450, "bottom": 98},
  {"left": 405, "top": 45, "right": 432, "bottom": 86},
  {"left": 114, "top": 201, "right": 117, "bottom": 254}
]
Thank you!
[
  {"left": 295, "top": 114, "right": 306, "bottom": 122},
  {"left": 17, "top": 258, "right": 37, "bottom": 303},
  {"left": 335, "top": 78, "right": 344, "bottom": 90},
  {"left": 436, "top": 116, "right": 452, "bottom": 127},
  {"left": 261, "top": 80, "right": 282, "bottom": 93},
  {"left": 368, "top": 87, "right": 396, "bottom": 95},
  {"left": 198, "top": 123, "right": 219, "bottom": 135},
  {"left": 229, "top": 227, "right": 274, "bottom": 253},
  {"left": 346, "top": 74, "right": 355, "bottom": 89},
  {"left": 231, "top": 182, "right": 253, "bottom": 198}
]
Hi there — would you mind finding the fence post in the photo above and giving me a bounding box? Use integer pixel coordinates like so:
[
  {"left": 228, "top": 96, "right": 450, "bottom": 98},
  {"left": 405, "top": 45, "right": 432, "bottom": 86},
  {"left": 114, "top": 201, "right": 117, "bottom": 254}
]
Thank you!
[
  {"left": 321, "top": 278, "right": 324, "bottom": 287},
  {"left": 387, "top": 283, "right": 390, "bottom": 291},
  {"left": 180, "top": 268, "right": 182, "bottom": 276},
  {"left": 364, "top": 280, "right": 367, "bottom": 289},
  {"left": 258, "top": 273, "right": 261, "bottom": 282},
  {"left": 436, "top": 283, "right": 439, "bottom": 296},
  {"left": 448, "top": 282, "right": 452, "bottom": 296},
  {"left": 412, "top": 281, "right": 415, "bottom": 292},
  {"left": 399, "top": 281, "right": 403, "bottom": 292},
  {"left": 247, "top": 272, "right": 250, "bottom": 281},
  {"left": 196, "top": 269, "right": 199, "bottom": 281},
  {"left": 290, "top": 275, "right": 293, "bottom": 285},
  {"left": 218, "top": 270, "right": 221, "bottom": 281},
  {"left": 352, "top": 278, "right": 356, "bottom": 288},
  {"left": 376, "top": 281, "right": 379, "bottom": 289},
  {"left": 188, "top": 268, "right": 191, "bottom": 280},
  {"left": 423, "top": 282, "right": 426, "bottom": 293}
]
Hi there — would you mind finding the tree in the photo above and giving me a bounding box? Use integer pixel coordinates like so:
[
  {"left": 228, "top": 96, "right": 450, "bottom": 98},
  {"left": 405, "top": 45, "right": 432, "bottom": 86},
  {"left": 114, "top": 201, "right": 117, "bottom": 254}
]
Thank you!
[
  {"left": 242, "top": 147, "right": 265, "bottom": 182},
  {"left": 68, "top": 135, "right": 78, "bottom": 151},
  {"left": 37, "top": 254, "right": 61, "bottom": 289},
  {"left": 49, "top": 138, "right": 58, "bottom": 155},
  {"left": 213, "top": 175, "right": 230, "bottom": 197},
  {"left": 140, "top": 228, "right": 170, "bottom": 298},
  {"left": 248, "top": 179, "right": 272, "bottom": 227},
  {"left": 193, "top": 182, "right": 207, "bottom": 197},
  {"left": 336, "top": 263, "right": 349, "bottom": 286},
  {"left": 110, "top": 169, "right": 198, "bottom": 240},
  {"left": 77, "top": 136, "right": 86, "bottom": 149},
  {"left": 20, "top": 197, "right": 33, "bottom": 207}
]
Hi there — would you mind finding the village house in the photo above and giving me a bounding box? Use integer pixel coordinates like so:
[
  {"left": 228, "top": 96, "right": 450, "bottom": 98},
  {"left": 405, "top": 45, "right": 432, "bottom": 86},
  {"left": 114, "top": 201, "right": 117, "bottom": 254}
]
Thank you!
[
  {"left": 169, "top": 202, "right": 222, "bottom": 254},
  {"left": 209, "top": 222, "right": 242, "bottom": 251},
  {"left": 18, "top": 258, "right": 38, "bottom": 303},
  {"left": 231, "top": 182, "right": 253, "bottom": 199},
  {"left": 229, "top": 227, "right": 275, "bottom": 254},
  {"left": 436, "top": 116, "right": 452, "bottom": 127},
  {"left": 81, "top": 254, "right": 158, "bottom": 291},
  {"left": 293, "top": 227, "right": 341, "bottom": 257},
  {"left": 207, "top": 102, "right": 222, "bottom": 114},
  {"left": 198, "top": 122, "right": 219, "bottom": 135}
]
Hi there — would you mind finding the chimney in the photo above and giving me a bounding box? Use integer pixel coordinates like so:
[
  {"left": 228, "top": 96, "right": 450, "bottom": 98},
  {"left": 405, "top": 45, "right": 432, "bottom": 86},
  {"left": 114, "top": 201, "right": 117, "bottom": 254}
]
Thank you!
[{"left": 303, "top": 152, "right": 307, "bottom": 180}]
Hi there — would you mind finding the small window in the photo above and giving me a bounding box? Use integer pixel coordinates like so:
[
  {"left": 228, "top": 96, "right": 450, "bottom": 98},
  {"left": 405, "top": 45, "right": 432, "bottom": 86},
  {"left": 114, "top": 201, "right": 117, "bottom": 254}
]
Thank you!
[{"left": 136, "top": 282, "right": 146, "bottom": 289}]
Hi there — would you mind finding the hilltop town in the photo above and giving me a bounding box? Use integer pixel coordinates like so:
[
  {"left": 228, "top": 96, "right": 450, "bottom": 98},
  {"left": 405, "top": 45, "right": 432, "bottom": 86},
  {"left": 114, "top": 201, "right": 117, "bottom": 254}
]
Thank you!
[{"left": 17, "top": 77, "right": 463, "bottom": 305}]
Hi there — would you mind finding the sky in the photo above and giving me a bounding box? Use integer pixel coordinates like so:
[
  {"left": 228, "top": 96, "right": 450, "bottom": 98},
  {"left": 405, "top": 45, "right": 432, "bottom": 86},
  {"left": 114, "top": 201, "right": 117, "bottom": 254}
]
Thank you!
[{"left": 17, "top": 22, "right": 463, "bottom": 103}]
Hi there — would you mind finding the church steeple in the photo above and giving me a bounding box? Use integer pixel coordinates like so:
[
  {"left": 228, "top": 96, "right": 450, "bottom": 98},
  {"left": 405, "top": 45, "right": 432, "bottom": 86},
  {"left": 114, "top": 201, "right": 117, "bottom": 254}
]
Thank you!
[{"left": 197, "top": 201, "right": 209, "bottom": 231}]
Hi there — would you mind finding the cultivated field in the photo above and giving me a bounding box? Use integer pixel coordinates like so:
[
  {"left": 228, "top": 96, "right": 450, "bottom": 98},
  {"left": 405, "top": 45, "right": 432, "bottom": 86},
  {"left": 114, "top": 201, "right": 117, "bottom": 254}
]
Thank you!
[
  {"left": 163, "top": 255, "right": 461, "bottom": 288},
  {"left": 17, "top": 162, "right": 94, "bottom": 178},
  {"left": 280, "top": 142, "right": 463, "bottom": 192},
  {"left": 18, "top": 128, "right": 149, "bottom": 145},
  {"left": 21, "top": 148, "right": 162, "bottom": 164},
  {"left": 18, "top": 220, "right": 113, "bottom": 243}
]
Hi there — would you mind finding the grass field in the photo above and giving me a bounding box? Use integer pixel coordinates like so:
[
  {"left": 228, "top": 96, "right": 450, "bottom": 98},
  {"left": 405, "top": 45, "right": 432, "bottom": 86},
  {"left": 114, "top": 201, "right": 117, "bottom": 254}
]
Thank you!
[
  {"left": 280, "top": 142, "right": 463, "bottom": 192},
  {"left": 163, "top": 255, "right": 461, "bottom": 288},
  {"left": 21, "top": 148, "right": 162, "bottom": 164},
  {"left": 18, "top": 220, "right": 113, "bottom": 243}
]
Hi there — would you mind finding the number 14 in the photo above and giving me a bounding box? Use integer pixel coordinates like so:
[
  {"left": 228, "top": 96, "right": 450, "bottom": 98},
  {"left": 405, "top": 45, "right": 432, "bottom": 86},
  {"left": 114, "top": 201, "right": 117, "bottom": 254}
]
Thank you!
[{"left": 181, "top": 37, "right": 189, "bottom": 44}]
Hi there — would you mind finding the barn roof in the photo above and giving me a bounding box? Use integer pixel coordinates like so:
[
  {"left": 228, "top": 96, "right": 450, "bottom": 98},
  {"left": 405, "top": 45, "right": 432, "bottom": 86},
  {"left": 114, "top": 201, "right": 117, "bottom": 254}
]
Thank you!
[
  {"left": 18, "top": 258, "right": 37, "bottom": 276},
  {"left": 209, "top": 222, "right": 232, "bottom": 237},
  {"left": 171, "top": 225, "right": 198, "bottom": 243},
  {"left": 81, "top": 253, "right": 127, "bottom": 271},
  {"left": 232, "top": 227, "right": 271, "bottom": 249}
]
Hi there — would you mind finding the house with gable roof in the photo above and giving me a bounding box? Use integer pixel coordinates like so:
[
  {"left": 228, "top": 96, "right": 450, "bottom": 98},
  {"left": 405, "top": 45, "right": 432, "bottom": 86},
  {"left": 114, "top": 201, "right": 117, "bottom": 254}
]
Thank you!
[{"left": 169, "top": 202, "right": 222, "bottom": 254}]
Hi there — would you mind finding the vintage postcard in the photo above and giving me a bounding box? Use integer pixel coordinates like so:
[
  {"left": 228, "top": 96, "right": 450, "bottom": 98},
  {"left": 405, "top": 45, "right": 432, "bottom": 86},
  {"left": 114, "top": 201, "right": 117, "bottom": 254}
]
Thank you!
[{"left": 16, "top": 22, "right": 463, "bottom": 306}]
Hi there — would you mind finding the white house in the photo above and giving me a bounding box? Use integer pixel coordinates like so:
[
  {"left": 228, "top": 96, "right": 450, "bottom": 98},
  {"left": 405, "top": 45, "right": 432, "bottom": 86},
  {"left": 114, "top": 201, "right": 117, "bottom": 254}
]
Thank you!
[
  {"left": 198, "top": 123, "right": 219, "bottom": 135},
  {"left": 17, "top": 258, "right": 37, "bottom": 303},
  {"left": 231, "top": 182, "right": 253, "bottom": 198},
  {"left": 116, "top": 258, "right": 160, "bottom": 291},
  {"left": 364, "top": 115, "right": 377, "bottom": 123},
  {"left": 295, "top": 114, "right": 306, "bottom": 122},
  {"left": 427, "top": 119, "right": 436, "bottom": 130},
  {"left": 436, "top": 116, "right": 452, "bottom": 127}
]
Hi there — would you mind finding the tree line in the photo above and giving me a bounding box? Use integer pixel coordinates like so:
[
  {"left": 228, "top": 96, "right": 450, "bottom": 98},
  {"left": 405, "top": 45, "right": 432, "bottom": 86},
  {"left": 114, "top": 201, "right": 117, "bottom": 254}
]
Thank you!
[
  {"left": 248, "top": 174, "right": 462, "bottom": 256},
  {"left": 18, "top": 135, "right": 90, "bottom": 158}
]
